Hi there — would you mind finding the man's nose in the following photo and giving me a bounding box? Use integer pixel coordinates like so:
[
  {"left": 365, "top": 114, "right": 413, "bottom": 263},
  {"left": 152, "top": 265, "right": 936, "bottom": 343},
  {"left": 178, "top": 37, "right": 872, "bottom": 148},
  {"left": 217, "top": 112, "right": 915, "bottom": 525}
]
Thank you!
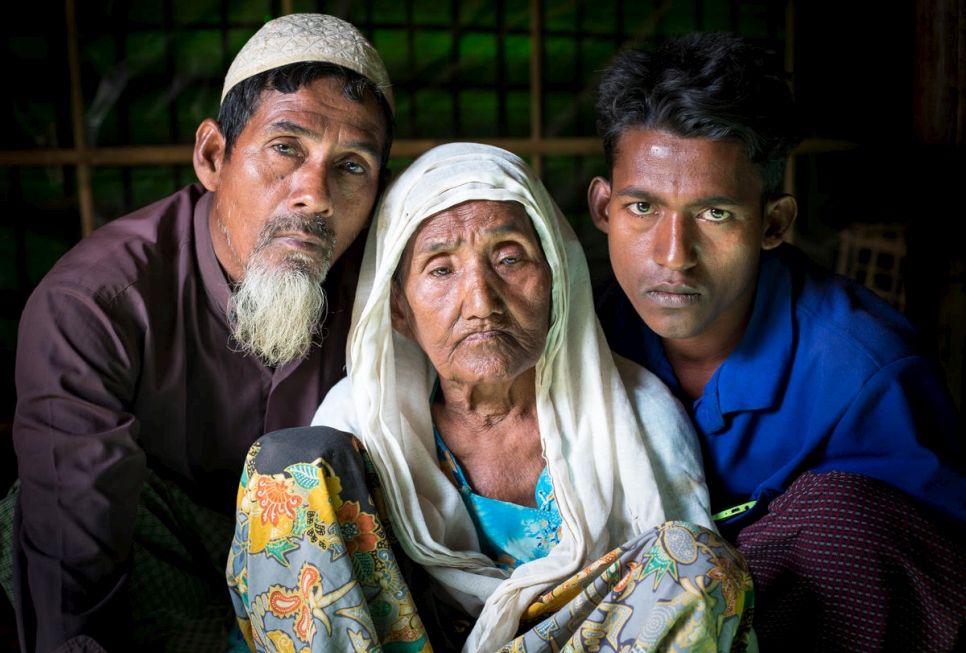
[
  {"left": 288, "top": 163, "right": 333, "bottom": 216},
  {"left": 653, "top": 213, "right": 698, "bottom": 271}
]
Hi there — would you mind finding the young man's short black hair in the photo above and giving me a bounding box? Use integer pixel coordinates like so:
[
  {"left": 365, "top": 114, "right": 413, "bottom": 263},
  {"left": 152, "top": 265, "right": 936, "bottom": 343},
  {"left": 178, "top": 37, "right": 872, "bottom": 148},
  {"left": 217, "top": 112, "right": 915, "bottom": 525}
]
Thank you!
[{"left": 595, "top": 32, "right": 803, "bottom": 198}]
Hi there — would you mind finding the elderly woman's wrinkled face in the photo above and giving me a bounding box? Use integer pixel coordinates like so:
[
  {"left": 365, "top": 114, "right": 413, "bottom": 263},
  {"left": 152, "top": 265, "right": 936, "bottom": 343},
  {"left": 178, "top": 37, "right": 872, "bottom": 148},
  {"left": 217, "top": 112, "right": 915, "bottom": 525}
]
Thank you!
[{"left": 391, "top": 200, "right": 552, "bottom": 387}]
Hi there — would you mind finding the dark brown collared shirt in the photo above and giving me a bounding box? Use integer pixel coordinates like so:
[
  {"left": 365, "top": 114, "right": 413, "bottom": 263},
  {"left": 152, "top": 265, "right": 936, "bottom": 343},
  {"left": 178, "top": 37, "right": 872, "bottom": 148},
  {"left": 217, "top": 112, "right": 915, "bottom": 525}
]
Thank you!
[{"left": 12, "top": 183, "right": 359, "bottom": 651}]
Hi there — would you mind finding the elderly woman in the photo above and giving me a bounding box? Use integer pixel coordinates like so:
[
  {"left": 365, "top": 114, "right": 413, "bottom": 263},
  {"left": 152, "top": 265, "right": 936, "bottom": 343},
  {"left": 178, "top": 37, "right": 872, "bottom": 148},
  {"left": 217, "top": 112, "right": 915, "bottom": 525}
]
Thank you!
[{"left": 226, "top": 144, "right": 753, "bottom": 652}]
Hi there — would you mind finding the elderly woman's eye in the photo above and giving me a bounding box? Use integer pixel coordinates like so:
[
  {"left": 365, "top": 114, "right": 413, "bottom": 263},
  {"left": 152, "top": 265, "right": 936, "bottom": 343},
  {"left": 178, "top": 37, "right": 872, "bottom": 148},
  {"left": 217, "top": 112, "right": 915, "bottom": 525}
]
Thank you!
[
  {"left": 430, "top": 266, "right": 451, "bottom": 277},
  {"left": 501, "top": 256, "right": 520, "bottom": 265}
]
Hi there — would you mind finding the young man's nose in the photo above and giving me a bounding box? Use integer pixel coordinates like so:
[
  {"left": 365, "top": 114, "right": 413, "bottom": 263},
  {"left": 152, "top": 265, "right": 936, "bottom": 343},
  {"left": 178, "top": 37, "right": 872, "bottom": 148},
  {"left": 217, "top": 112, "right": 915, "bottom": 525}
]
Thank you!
[{"left": 653, "top": 213, "right": 698, "bottom": 271}]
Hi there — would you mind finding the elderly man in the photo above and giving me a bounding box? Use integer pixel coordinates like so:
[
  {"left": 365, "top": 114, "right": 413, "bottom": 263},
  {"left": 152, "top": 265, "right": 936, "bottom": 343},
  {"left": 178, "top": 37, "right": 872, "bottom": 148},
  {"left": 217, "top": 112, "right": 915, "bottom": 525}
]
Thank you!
[
  {"left": 6, "top": 14, "right": 393, "bottom": 652},
  {"left": 590, "top": 33, "right": 966, "bottom": 650}
]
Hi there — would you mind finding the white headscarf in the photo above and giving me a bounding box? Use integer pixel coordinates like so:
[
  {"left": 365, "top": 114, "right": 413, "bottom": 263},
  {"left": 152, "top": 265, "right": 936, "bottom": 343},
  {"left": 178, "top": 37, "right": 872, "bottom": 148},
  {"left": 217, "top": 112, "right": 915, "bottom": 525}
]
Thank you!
[{"left": 313, "top": 143, "right": 711, "bottom": 651}]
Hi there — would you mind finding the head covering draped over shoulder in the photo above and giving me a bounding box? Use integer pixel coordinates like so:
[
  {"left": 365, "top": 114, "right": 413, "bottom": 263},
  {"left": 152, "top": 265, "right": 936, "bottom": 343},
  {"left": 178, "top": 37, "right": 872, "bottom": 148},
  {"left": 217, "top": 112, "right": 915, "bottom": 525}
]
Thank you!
[
  {"left": 313, "top": 143, "right": 708, "bottom": 651},
  {"left": 220, "top": 13, "right": 394, "bottom": 112}
]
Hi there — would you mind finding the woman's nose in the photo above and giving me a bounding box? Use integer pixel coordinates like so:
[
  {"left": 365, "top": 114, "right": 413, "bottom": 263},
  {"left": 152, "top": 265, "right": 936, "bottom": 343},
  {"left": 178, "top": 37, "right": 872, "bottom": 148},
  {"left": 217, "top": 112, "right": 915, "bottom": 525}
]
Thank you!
[{"left": 461, "top": 264, "right": 502, "bottom": 318}]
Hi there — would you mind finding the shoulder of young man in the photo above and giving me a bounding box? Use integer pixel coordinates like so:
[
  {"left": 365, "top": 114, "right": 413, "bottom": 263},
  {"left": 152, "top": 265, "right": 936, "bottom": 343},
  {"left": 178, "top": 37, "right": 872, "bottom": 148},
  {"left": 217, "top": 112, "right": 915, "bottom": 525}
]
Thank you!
[{"left": 771, "top": 244, "right": 921, "bottom": 365}]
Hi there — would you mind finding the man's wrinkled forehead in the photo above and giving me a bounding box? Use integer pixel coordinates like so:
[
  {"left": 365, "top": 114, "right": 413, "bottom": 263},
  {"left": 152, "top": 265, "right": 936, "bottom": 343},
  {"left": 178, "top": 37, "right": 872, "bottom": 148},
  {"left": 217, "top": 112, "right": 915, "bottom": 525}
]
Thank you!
[{"left": 253, "top": 82, "right": 387, "bottom": 155}]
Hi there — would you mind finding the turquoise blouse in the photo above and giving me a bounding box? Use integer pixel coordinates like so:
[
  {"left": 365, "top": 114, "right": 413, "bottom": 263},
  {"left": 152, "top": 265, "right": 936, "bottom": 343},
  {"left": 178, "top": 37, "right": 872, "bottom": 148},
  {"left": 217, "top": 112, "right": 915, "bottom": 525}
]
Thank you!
[{"left": 433, "top": 427, "right": 562, "bottom": 571}]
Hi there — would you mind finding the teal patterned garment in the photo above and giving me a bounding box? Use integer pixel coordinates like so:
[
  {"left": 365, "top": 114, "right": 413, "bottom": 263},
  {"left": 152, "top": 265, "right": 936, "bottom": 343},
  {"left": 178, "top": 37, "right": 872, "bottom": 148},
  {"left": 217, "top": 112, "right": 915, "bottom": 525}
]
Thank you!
[{"left": 433, "top": 427, "right": 562, "bottom": 571}]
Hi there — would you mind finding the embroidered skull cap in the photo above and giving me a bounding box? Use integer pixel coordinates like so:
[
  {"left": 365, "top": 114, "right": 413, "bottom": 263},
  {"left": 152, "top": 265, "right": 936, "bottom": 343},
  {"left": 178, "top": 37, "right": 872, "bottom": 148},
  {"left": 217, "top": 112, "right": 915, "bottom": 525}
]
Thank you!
[{"left": 220, "top": 13, "right": 394, "bottom": 113}]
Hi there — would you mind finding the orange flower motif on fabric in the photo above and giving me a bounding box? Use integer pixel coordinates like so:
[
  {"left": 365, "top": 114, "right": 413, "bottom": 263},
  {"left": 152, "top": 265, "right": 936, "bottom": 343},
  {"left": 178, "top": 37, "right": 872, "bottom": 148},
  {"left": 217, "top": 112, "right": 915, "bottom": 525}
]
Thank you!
[
  {"left": 336, "top": 501, "right": 380, "bottom": 555},
  {"left": 613, "top": 561, "right": 640, "bottom": 593},
  {"left": 256, "top": 475, "right": 303, "bottom": 526},
  {"left": 268, "top": 564, "right": 322, "bottom": 643}
]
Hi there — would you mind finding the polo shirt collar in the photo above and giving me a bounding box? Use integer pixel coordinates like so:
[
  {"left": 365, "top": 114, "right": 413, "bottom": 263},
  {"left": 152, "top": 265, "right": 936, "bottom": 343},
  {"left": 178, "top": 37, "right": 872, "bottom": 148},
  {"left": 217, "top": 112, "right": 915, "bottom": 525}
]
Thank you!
[{"left": 697, "top": 249, "right": 794, "bottom": 433}]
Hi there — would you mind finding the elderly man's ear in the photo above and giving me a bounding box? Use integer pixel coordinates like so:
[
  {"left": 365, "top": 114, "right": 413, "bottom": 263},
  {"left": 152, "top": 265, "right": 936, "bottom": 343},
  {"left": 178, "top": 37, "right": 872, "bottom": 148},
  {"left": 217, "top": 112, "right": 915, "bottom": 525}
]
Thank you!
[
  {"left": 389, "top": 285, "right": 414, "bottom": 339},
  {"left": 762, "top": 195, "right": 798, "bottom": 249},
  {"left": 193, "top": 119, "right": 226, "bottom": 192}
]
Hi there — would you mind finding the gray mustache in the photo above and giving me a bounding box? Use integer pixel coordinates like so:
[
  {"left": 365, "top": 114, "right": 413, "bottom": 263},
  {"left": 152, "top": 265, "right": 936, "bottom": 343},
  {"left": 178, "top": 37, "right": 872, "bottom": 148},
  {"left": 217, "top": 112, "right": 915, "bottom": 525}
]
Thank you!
[{"left": 261, "top": 213, "right": 336, "bottom": 244}]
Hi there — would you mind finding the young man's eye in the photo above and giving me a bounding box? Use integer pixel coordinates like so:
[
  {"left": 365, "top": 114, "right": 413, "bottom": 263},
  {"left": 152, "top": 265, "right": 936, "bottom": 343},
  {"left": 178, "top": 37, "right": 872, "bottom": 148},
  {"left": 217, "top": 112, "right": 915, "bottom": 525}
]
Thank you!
[
  {"left": 342, "top": 160, "right": 366, "bottom": 174},
  {"left": 628, "top": 202, "right": 654, "bottom": 216},
  {"left": 701, "top": 208, "right": 734, "bottom": 222},
  {"left": 273, "top": 143, "right": 296, "bottom": 156}
]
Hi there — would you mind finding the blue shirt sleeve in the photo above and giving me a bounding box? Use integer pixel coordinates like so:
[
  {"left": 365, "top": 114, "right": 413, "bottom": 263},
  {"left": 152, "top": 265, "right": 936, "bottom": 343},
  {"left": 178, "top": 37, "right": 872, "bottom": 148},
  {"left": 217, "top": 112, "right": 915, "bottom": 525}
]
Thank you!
[{"left": 816, "top": 355, "right": 965, "bottom": 523}]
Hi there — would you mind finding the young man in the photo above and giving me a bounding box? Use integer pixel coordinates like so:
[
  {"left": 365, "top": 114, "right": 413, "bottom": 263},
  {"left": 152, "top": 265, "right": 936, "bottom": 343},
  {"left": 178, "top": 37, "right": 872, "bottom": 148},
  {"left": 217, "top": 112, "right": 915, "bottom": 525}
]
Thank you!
[
  {"left": 590, "top": 32, "right": 965, "bottom": 650},
  {"left": 7, "top": 14, "right": 394, "bottom": 652}
]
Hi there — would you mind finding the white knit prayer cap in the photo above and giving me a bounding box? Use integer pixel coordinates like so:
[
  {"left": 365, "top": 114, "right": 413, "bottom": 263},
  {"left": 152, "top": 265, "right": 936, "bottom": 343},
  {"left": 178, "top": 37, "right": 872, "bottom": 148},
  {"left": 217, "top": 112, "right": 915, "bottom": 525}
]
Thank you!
[{"left": 220, "top": 13, "right": 394, "bottom": 113}]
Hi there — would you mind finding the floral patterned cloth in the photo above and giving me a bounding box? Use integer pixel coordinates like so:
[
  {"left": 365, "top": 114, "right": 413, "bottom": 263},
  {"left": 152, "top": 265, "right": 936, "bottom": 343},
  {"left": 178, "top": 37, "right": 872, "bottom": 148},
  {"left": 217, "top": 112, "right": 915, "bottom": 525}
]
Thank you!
[{"left": 227, "top": 427, "right": 755, "bottom": 653}]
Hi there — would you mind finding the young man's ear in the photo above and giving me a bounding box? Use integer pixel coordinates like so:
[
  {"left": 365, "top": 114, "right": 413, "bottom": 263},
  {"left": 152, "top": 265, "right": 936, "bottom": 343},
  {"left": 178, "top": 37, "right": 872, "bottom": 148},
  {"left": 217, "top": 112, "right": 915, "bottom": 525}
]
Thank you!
[
  {"left": 193, "top": 119, "right": 227, "bottom": 192},
  {"left": 762, "top": 195, "right": 798, "bottom": 249},
  {"left": 588, "top": 176, "right": 613, "bottom": 234},
  {"left": 389, "top": 284, "right": 414, "bottom": 339}
]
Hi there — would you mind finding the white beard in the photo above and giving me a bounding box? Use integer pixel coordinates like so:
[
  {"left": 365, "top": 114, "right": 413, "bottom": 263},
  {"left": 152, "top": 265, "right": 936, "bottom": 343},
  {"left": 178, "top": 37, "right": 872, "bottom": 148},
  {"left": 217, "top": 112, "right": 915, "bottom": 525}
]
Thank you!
[{"left": 229, "top": 238, "right": 334, "bottom": 367}]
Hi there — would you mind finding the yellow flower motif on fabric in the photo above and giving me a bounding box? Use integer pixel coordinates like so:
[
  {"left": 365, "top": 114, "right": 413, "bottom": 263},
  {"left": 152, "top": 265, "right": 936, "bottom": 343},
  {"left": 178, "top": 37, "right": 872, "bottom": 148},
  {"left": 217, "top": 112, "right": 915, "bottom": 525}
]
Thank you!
[
  {"left": 266, "top": 630, "right": 297, "bottom": 653},
  {"left": 307, "top": 485, "right": 337, "bottom": 525},
  {"left": 325, "top": 473, "right": 345, "bottom": 512},
  {"left": 248, "top": 513, "right": 275, "bottom": 555},
  {"left": 308, "top": 457, "right": 346, "bottom": 512}
]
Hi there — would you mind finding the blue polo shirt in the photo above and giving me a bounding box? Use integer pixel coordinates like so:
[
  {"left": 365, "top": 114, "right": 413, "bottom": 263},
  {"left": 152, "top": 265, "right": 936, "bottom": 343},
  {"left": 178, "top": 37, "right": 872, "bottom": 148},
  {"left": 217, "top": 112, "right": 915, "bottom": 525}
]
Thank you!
[{"left": 597, "top": 244, "right": 965, "bottom": 537}]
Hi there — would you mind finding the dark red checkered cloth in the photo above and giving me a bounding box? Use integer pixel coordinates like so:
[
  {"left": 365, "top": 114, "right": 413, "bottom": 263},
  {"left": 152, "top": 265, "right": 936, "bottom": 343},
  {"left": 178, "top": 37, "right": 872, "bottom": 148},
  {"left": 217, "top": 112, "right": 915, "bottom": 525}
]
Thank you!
[{"left": 737, "top": 471, "right": 965, "bottom": 651}]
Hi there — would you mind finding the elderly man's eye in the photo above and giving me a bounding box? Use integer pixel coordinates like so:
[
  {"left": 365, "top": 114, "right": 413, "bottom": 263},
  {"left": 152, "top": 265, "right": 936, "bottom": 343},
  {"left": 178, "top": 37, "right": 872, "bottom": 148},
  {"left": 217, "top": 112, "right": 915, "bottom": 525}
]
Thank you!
[
  {"left": 273, "top": 143, "right": 296, "bottom": 156},
  {"left": 501, "top": 256, "right": 520, "bottom": 265},
  {"left": 430, "top": 266, "right": 451, "bottom": 277}
]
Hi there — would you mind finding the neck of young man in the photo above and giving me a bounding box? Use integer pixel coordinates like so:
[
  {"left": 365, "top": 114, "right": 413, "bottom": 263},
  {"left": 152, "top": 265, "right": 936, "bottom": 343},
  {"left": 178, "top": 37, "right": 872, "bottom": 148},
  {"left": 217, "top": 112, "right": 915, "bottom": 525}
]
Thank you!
[{"left": 660, "top": 297, "right": 755, "bottom": 404}]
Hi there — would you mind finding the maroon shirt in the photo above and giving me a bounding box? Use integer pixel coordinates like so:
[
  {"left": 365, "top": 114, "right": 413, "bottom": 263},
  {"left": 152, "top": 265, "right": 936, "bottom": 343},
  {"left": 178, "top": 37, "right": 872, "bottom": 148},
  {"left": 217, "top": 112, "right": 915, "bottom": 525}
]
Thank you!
[{"left": 12, "top": 183, "right": 359, "bottom": 651}]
